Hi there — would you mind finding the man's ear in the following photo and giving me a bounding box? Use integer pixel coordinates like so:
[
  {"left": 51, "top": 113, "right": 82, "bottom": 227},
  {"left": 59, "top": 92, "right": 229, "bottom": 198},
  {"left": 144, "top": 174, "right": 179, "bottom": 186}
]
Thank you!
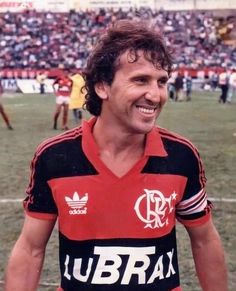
[{"left": 95, "top": 82, "right": 109, "bottom": 100}]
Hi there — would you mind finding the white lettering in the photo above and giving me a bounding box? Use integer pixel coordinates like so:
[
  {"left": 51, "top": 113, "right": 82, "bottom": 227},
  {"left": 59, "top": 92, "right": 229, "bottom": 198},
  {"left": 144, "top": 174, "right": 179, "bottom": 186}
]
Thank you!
[
  {"left": 64, "top": 255, "right": 71, "bottom": 280},
  {"left": 92, "top": 246, "right": 122, "bottom": 284},
  {"left": 73, "top": 258, "right": 93, "bottom": 282},
  {"left": 69, "top": 209, "right": 87, "bottom": 215},
  {"left": 147, "top": 255, "right": 164, "bottom": 283},
  {"left": 166, "top": 249, "right": 175, "bottom": 277},
  {"left": 63, "top": 246, "right": 177, "bottom": 285},
  {"left": 121, "top": 247, "right": 155, "bottom": 284}
]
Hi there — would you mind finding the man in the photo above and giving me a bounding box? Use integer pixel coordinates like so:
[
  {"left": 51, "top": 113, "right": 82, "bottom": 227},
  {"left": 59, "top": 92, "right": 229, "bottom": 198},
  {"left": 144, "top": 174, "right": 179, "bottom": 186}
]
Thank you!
[
  {"left": 218, "top": 67, "right": 229, "bottom": 104},
  {"left": 0, "top": 78, "right": 13, "bottom": 130},
  {"left": 167, "top": 72, "right": 176, "bottom": 100},
  {"left": 4, "top": 20, "right": 227, "bottom": 291},
  {"left": 36, "top": 71, "right": 47, "bottom": 94},
  {"left": 69, "top": 72, "right": 86, "bottom": 124},
  {"left": 210, "top": 69, "right": 219, "bottom": 91},
  {"left": 227, "top": 67, "right": 236, "bottom": 103},
  {"left": 52, "top": 71, "right": 72, "bottom": 130},
  {"left": 174, "top": 71, "right": 184, "bottom": 101},
  {"left": 184, "top": 73, "right": 192, "bottom": 101}
]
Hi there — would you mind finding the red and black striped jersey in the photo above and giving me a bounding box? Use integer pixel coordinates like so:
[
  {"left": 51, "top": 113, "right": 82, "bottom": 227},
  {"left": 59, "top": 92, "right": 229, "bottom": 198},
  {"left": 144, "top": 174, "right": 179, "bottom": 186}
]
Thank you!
[
  {"left": 24, "top": 117, "right": 211, "bottom": 291},
  {"left": 53, "top": 77, "right": 72, "bottom": 97}
]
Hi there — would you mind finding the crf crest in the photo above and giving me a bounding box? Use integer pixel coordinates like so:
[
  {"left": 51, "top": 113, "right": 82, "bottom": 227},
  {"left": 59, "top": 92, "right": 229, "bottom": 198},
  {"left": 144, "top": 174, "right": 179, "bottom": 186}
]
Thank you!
[{"left": 134, "top": 189, "right": 177, "bottom": 228}]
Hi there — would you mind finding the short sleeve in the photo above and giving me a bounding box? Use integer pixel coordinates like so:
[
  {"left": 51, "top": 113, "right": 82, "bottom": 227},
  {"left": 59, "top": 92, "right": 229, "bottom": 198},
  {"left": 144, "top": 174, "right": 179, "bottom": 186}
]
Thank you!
[
  {"left": 24, "top": 148, "right": 58, "bottom": 220},
  {"left": 176, "top": 145, "right": 212, "bottom": 227}
]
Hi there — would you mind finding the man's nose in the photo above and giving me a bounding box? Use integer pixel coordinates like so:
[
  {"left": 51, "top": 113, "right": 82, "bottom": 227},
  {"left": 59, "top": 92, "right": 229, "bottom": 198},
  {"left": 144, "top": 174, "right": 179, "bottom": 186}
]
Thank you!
[{"left": 144, "top": 84, "right": 161, "bottom": 103}]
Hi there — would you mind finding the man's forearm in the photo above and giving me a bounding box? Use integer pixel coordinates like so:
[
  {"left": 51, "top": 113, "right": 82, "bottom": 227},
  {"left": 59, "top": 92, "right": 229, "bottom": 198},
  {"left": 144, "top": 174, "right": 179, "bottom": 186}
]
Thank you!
[
  {"left": 191, "top": 236, "right": 228, "bottom": 291},
  {"left": 4, "top": 242, "right": 45, "bottom": 291}
]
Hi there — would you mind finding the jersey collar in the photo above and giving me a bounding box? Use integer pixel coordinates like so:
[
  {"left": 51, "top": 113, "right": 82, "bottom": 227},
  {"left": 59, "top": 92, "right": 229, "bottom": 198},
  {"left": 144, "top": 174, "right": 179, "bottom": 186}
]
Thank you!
[{"left": 82, "top": 117, "right": 168, "bottom": 158}]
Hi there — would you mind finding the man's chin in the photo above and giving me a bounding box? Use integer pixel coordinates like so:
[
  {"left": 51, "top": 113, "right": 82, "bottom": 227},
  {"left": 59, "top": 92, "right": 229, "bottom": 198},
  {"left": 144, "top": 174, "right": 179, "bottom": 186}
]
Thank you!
[{"left": 132, "top": 121, "right": 156, "bottom": 134}]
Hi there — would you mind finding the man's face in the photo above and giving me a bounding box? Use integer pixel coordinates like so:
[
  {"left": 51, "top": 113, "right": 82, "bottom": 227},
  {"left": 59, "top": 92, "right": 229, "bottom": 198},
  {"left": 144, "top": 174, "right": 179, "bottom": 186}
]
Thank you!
[{"left": 96, "top": 50, "right": 169, "bottom": 134}]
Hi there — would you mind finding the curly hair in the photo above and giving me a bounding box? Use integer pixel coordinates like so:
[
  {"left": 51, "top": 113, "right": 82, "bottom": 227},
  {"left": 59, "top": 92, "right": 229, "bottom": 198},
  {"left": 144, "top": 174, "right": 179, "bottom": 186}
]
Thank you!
[{"left": 83, "top": 19, "right": 173, "bottom": 116}]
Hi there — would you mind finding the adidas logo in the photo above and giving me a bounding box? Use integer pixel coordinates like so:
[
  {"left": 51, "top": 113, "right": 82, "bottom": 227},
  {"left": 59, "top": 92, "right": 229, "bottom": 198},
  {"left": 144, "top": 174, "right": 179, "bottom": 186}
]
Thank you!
[{"left": 65, "top": 192, "right": 88, "bottom": 215}]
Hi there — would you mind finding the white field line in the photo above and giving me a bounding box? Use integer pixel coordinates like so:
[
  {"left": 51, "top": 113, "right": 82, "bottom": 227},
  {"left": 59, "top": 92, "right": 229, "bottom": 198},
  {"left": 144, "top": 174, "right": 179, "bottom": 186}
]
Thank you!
[
  {"left": 1, "top": 197, "right": 236, "bottom": 203},
  {"left": 0, "top": 198, "right": 23, "bottom": 203},
  {"left": 209, "top": 197, "right": 236, "bottom": 203},
  {"left": 0, "top": 280, "right": 58, "bottom": 287}
]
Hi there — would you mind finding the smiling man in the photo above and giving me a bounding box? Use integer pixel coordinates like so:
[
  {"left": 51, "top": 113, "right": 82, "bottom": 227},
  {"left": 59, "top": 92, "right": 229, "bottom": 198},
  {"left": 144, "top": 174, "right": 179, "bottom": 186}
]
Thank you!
[
  {"left": 94, "top": 50, "right": 169, "bottom": 134},
  {"left": 4, "top": 20, "right": 227, "bottom": 291}
]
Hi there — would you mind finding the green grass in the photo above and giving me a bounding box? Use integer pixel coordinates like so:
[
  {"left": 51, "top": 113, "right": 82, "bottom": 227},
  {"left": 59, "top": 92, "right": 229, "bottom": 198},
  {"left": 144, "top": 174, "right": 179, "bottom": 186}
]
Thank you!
[{"left": 0, "top": 91, "right": 235, "bottom": 290}]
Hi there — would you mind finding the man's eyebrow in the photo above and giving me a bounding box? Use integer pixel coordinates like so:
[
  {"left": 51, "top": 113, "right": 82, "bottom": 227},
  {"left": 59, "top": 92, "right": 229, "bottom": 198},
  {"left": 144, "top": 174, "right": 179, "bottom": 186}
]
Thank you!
[{"left": 131, "top": 74, "right": 150, "bottom": 78}]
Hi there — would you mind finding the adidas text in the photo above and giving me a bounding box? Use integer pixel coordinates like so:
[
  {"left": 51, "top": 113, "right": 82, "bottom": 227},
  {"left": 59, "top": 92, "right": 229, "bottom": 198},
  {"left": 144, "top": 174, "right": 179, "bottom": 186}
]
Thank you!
[{"left": 69, "top": 208, "right": 87, "bottom": 215}]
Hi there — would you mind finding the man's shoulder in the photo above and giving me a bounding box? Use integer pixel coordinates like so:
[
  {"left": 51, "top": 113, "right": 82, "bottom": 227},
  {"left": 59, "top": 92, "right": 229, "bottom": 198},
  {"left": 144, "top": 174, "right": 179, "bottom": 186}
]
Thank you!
[
  {"left": 157, "top": 126, "right": 198, "bottom": 152},
  {"left": 35, "top": 127, "right": 83, "bottom": 157},
  {"left": 157, "top": 126, "right": 185, "bottom": 140}
]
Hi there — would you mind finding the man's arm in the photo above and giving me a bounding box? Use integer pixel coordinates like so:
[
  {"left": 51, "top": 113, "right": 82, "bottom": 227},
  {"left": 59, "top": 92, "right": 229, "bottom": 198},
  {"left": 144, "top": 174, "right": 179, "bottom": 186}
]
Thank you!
[
  {"left": 4, "top": 214, "right": 56, "bottom": 291},
  {"left": 52, "top": 78, "right": 59, "bottom": 93},
  {"left": 185, "top": 217, "right": 228, "bottom": 291}
]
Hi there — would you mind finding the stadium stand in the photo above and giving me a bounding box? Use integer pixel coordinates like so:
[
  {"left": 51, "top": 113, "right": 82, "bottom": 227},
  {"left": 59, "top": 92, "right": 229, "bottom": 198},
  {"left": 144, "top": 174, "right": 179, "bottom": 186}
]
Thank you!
[{"left": 0, "top": 7, "right": 235, "bottom": 80}]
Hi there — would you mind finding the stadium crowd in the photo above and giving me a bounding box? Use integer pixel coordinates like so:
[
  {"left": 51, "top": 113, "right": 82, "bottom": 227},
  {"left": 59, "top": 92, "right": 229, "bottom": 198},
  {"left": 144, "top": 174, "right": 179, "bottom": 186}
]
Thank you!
[{"left": 0, "top": 7, "right": 235, "bottom": 71}]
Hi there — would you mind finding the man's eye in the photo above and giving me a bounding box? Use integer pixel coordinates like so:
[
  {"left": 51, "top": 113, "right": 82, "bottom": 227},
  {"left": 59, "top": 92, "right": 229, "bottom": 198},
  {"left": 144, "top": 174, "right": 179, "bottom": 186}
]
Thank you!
[
  {"left": 135, "top": 78, "right": 147, "bottom": 84},
  {"left": 158, "top": 78, "right": 168, "bottom": 86}
]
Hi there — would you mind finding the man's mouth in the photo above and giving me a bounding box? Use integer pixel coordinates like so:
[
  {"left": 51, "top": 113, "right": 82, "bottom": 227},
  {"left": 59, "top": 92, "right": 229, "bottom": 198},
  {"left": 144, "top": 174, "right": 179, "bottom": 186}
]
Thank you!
[{"left": 136, "top": 106, "right": 157, "bottom": 114}]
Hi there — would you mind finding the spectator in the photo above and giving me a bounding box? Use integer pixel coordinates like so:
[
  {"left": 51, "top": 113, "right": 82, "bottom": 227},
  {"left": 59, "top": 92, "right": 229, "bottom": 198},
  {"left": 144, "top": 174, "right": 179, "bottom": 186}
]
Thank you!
[
  {"left": 227, "top": 67, "right": 236, "bottom": 103},
  {"left": 184, "top": 73, "right": 193, "bottom": 101},
  {"left": 218, "top": 67, "right": 229, "bottom": 103},
  {"left": 0, "top": 9, "right": 235, "bottom": 71},
  {"left": 210, "top": 69, "right": 219, "bottom": 91},
  {"left": 174, "top": 72, "right": 184, "bottom": 101},
  {"left": 167, "top": 73, "right": 176, "bottom": 100},
  {"left": 36, "top": 71, "right": 47, "bottom": 94}
]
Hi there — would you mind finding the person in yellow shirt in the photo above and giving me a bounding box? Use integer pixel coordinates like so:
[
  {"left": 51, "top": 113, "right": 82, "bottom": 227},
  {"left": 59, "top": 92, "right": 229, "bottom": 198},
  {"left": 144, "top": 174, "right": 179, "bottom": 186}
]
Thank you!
[{"left": 69, "top": 72, "right": 86, "bottom": 124}]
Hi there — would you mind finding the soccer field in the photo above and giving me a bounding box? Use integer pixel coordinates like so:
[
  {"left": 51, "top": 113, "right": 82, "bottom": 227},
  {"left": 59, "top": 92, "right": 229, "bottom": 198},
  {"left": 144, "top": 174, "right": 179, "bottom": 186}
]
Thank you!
[{"left": 0, "top": 91, "right": 235, "bottom": 290}]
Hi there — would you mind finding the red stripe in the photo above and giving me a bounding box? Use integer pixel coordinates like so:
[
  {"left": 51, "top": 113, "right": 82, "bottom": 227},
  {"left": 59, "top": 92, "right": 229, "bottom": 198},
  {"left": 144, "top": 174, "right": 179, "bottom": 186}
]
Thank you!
[
  {"left": 25, "top": 210, "right": 57, "bottom": 220},
  {"left": 177, "top": 211, "right": 211, "bottom": 227},
  {"left": 159, "top": 127, "right": 206, "bottom": 189},
  {"left": 37, "top": 126, "right": 82, "bottom": 155},
  {"left": 26, "top": 127, "right": 82, "bottom": 197}
]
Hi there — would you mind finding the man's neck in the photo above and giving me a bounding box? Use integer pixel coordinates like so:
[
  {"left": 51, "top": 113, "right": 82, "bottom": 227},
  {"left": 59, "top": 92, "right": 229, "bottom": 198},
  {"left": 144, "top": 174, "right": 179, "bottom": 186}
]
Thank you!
[
  {"left": 92, "top": 117, "right": 146, "bottom": 177},
  {"left": 92, "top": 117, "right": 146, "bottom": 156}
]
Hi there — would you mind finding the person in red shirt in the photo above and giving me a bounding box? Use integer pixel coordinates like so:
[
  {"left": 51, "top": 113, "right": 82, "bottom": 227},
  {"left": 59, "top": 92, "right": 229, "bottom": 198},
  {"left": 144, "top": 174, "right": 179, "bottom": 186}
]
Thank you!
[
  {"left": 0, "top": 78, "right": 13, "bottom": 130},
  {"left": 4, "top": 20, "right": 227, "bottom": 291},
  {"left": 52, "top": 71, "right": 72, "bottom": 130}
]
